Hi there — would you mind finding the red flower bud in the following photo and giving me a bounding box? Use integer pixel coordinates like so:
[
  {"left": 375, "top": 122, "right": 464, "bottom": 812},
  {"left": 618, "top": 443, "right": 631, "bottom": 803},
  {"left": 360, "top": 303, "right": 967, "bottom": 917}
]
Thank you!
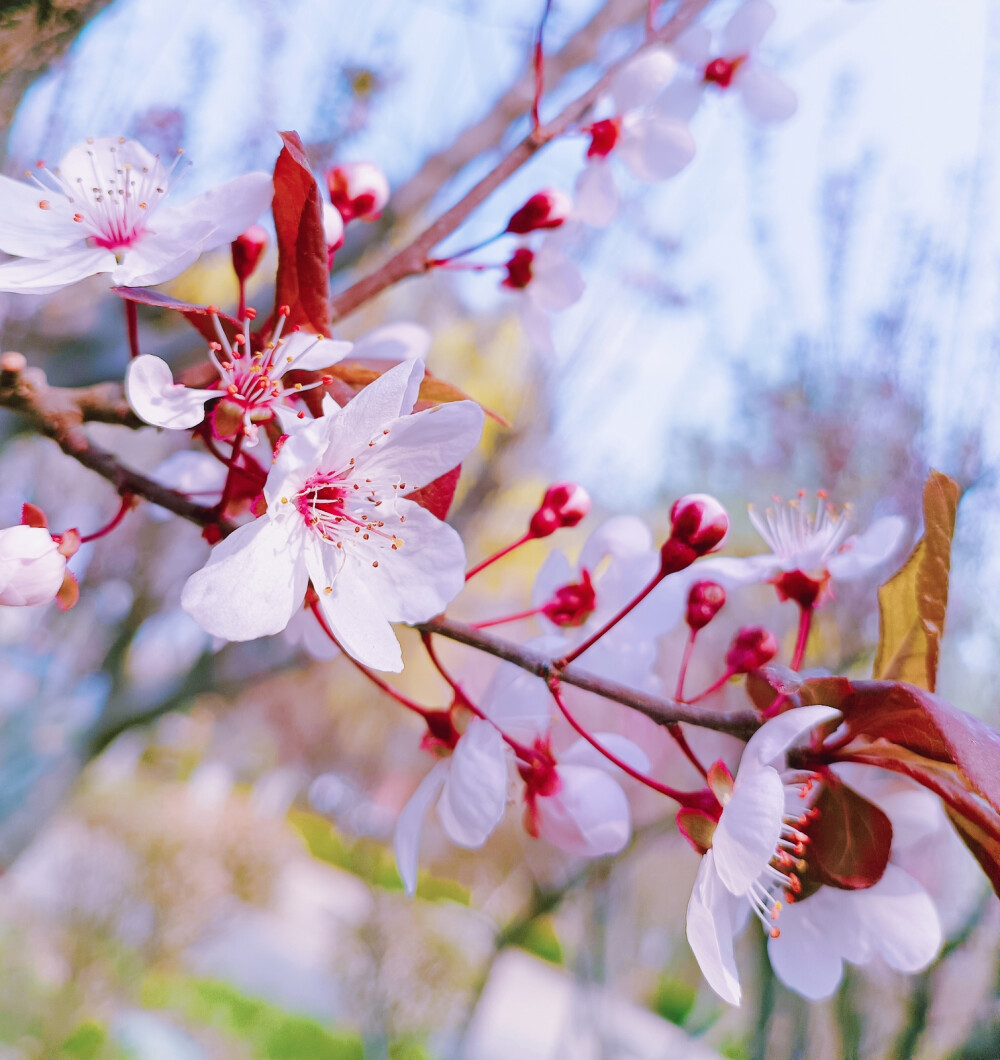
[
  {"left": 669, "top": 493, "right": 729, "bottom": 555},
  {"left": 528, "top": 482, "right": 591, "bottom": 539},
  {"left": 326, "top": 162, "right": 390, "bottom": 223},
  {"left": 726, "top": 626, "right": 778, "bottom": 674},
  {"left": 501, "top": 247, "right": 535, "bottom": 290},
  {"left": 686, "top": 580, "right": 726, "bottom": 631},
  {"left": 231, "top": 225, "right": 267, "bottom": 283},
  {"left": 587, "top": 118, "right": 621, "bottom": 159},
  {"left": 542, "top": 570, "right": 596, "bottom": 627},
  {"left": 506, "top": 189, "right": 572, "bottom": 235}
]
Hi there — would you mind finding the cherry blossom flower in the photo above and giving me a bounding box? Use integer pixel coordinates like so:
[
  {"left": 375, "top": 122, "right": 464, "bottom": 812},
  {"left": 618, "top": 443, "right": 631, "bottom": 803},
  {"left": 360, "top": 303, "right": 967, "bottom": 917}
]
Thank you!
[
  {"left": 181, "top": 359, "right": 484, "bottom": 671},
  {"left": 685, "top": 704, "right": 840, "bottom": 1005},
  {"left": 501, "top": 240, "right": 584, "bottom": 354},
  {"left": 0, "top": 523, "right": 78, "bottom": 608},
  {"left": 326, "top": 162, "right": 390, "bottom": 224},
  {"left": 575, "top": 46, "right": 696, "bottom": 228},
  {"left": 394, "top": 718, "right": 509, "bottom": 896},
  {"left": 664, "top": 0, "right": 797, "bottom": 125},
  {"left": 0, "top": 137, "right": 271, "bottom": 294},
  {"left": 126, "top": 310, "right": 351, "bottom": 444}
]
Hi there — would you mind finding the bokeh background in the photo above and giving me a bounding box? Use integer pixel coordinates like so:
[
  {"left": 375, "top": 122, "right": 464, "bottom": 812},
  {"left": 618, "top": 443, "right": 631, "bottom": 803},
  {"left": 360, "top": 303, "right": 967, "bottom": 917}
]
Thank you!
[{"left": 0, "top": 1, "right": 998, "bottom": 1057}]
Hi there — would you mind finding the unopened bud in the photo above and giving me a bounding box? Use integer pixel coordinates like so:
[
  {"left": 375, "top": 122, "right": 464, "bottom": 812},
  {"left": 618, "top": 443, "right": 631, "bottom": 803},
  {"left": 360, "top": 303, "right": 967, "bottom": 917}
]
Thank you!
[
  {"left": 669, "top": 493, "right": 729, "bottom": 555},
  {"left": 529, "top": 482, "right": 591, "bottom": 539},
  {"left": 542, "top": 571, "right": 596, "bottom": 627},
  {"left": 501, "top": 247, "right": 535, "bottom": 290},
  {"left": 686, "top": 580, "right": 726, "bottom": 631},
  {"left": 231, "top": 225, "right": 268, "bottom": 282},
  {"left": 322, "top": 201, "right": 345, "bottom": 252},
  {"left": 506, "top": 189, "right": 572, "bottom": 235},
  {"left": 726, "top": 626, "right": 778, "bottom": 674},
  {"left": 327, "top": 162, "right": 390, "bottom": 223},
  {"left": 586, "top": 118, "right": 621, "bottom": 160}
]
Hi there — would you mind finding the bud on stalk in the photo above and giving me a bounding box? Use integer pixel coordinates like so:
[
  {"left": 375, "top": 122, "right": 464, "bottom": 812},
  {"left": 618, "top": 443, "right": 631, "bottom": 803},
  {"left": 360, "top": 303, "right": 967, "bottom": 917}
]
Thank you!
[
  {"left": 686, "top": 580, "right": 726, "bottom": 630},
  {"left": 506, "top": 189, "right": 572, "bottom": 235},
  {"left": 326, "top": 162, "right": 390, "bottom": 223},
  {"left": 726, "top": 626, "right": 778, "bottom": 674},
  {"left": 528, "top": 482, "right": 591, "bottom": 539},
  {"left": 231, "top": 225, "right": 267, "bottom": 283}
]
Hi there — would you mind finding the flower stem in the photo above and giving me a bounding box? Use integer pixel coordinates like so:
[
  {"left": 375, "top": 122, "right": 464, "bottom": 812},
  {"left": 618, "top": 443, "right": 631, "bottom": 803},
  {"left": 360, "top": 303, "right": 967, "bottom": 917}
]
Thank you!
[
  {"left": 547, "top": 678, "right": 706, "bottom": 807},
  {"left": 237, "top": 277, "right": 247, "bottom": 321},
  {"left": 472, "top": 606, "right": 544, "bottom": 629},
  {"left": 213, "top": 432, "right": 245, "bottom": 518},
  {"left": 675, "top": 627, "right": 697, "bottom": 701},
  {"left": 465, "top": 532, "right": 533, "bottom": 580},
  {"left": 532, "top": 0, "right": 554, "bottom": 129},
  {"left": 685, "top": 668, "right": 736, "bottom": 704},
  {"left": 78, "top": 493, "right": 133, "bottom": 543},
  {"left": 309, "top": 601, "right": 431, "bottom": 718},
  {"left": 789, "top": 605, "right": 813, "bottom": 671},
  {"left": 124, "top": 300, "right": 141, "bottom": 360},
  {"left": 558, "top": 570, "right": 662, "bottom": 666}
]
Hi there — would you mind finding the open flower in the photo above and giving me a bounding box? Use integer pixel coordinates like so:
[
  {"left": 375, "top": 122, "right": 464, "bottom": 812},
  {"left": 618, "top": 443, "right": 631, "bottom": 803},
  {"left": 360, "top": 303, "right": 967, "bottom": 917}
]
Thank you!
[
  {"left": 685, "top": 704, "right": 840, "bottom": 1005},
  {"left": 664, "top": 0, "right": 797, "bottom": 125},
  {"left": 126, "top": 309, "right": 351, "bottom": 443},
  {"left": 394, "top": 718, "right": 509, "bottom": 896},
  {"left": 181, "top": 359, "right": 484, "bottom": 671},
  {"left": 575, "top": 46, "right": 696, "bottom": 227},
  {"left": 0, "top": 525, "right": 69, "bottom": 606},
  {"left": 501, "top": 240, "right": 584, "bottom": 354},
  {"left": 0, "top": 137, "right": 271, "bottom": 294}
]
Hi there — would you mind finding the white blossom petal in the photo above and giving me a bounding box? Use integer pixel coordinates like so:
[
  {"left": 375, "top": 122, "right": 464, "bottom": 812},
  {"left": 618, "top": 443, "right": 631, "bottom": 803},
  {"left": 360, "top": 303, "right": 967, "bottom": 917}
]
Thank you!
[
  {"left": 517, "top": 300, "right": 555, "bottom": 355},
  {"left": 559, "top": 733, "right": 650, "bottom": 775},
  {"left": 611, "top": 46, "right": 678, "bottom": 112},
  {"left": 737, "top": 66, "right": 797, "bottom": 123},
  {"left": 619, "top": 115, "right": 696, "bottom": 182},
  {"left": 722, "top": 0, "right": 777, "bottom": 55},
  {"left": 181, "top": 516, "right": 309, "bottom": 641},
  {"left": 574, "top": 162, "right": 619, "bottom": 228},
  {"left": 350, "top": 323, "right": 431, "bottom": 362},
  {"left": 152, "top": 171, "right": 273, "bottom": 248},
  {"left": 125, "top": 355, "right": 218, "bottom": 429},
  {"left": 827, "top": 515, "right": 906, "bottom": 580},
  {"left": 712, "top": 764, "right": 785, "bottom": 895},
  {"left": 742, "top": 704, "right": 841, "bottom": 770},
  {"left": 482, "top": 663, "right": 552, "bottom": 743},
  {"left": 0, "top": 175, "right": 82, "bottom": 257},
  {"left": 686, "top": 853, "right": 744, "bottom": 1005},
  {"left": 437, "top": 720, "right": 508, "bottom": 847},
  {"left": 852, "top": 865, "right": 943, "bottom": 973},
  {"left": 656, "top": 76, "right": 705, "bottom": 122},
  {"left": 529, "top": 247, "right": 585, "bottom": 312},
  {"left": 0, "top": 246, "right": 116, "bottom": 294},
  {"left": 535, "top": 764, "right": 632, "bottom": 857},
  {"left": 674, "top": 24, "right": 712, "bottom": 65},
  {"left": 394, "top": 762, "right": 449, "bottom": 897},
  {"left": 767, "top": 894, "right": 845, "bottom": 1000}
]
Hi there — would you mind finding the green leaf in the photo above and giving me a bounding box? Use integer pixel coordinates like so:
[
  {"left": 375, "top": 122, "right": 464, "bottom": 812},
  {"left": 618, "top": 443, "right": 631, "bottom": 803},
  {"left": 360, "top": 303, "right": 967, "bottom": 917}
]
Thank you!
[
  {"left": 874, "top": 470, "right": 961, "bottom": 691},
  {"left": 59, "top": 1021, "right": 107, "bottom": 1060},
  {"left": 506, "top": 915, "right": 564, "bottom": 965},
  {"left": 650, "top": 975, "right": 697, "bottom": 1026}
]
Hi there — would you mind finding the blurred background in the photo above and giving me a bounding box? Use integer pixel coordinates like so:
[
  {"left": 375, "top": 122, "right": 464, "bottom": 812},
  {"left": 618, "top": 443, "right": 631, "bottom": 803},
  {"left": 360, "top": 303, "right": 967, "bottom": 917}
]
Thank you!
[{"left": 0, "top": 0, "right": 998, "bottom": 1057}]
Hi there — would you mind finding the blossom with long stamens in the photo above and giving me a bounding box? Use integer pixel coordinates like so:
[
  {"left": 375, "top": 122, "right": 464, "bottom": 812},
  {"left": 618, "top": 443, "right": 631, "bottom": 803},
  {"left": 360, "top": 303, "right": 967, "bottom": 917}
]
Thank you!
[
  {"left": 685, "top": 704, "right": 839, "bottom": 1005},
  {"left": 181, "top": 358, "right": 484, "bottom": 670},
  {"left": 0, "top": 137, "right": 271, "bottom": 294},
  {"left": 125, "top": 308, "right": 352, "bottom": 444}
]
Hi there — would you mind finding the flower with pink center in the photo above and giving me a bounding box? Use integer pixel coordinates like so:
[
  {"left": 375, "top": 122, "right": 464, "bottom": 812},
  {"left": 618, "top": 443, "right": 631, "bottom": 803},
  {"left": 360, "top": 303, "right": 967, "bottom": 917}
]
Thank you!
[
  {"left": 501, "top": 240, "right": 584, "bottom": 354},
  {"left": 663, "top": 0, "right": 797, "bottom": 125},
  {"left": 126, "top": 309, "right": 352, "bottom": 444},
  {"left": 574, "top": 46, "right": 696, "bottom": 228},
  {"left": 394, "top": 717, "right": 510, "bottom": 896},
  {"left": 686, "top": 704, "right": 840, "bottom": 1005},
  {"left": 181, "top": 358, "right": 484, "bottom": 671},
  {"left": 0, "top": 137, "right": 271, "bottom": 294}
]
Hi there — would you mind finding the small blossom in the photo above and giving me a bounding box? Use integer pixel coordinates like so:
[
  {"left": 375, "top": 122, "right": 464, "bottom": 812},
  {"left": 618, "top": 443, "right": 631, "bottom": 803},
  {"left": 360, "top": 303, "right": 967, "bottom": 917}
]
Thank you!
[
  {"left": 686, "top": 580, "right": 726, "bottom": 630},
  {"left": 326, "top": 162, "right": 390, "bottom": 223},
  {"left": 126, "top": 310, "right": 351, "bottom": 444},
  {"left": 231, "top": 225, "right": 268, "bottom": 282},
  {"left": 181, "top": 359, "right": 484, "bottom": 671},
  {"left": 528, "top": 481, "right": 591, "bottom": 538},
  {"left": 725, "top": 626, "right": 778, "bottom": 673},
  {"left": 0, "top": 137, "right": 271, "bottom": 293},
  {"left": 0, "top": 524, "right": 71, "bottom": 607},
  {"left": 501, "top": 241, "right": 584, "bottom": 354}
]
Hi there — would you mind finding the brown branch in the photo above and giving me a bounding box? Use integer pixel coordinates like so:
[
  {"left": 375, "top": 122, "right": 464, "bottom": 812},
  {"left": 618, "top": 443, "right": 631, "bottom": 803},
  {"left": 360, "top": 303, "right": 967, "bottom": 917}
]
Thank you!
[
  {"left": 329, "top": 0, "right": 712, "bottom": 323},
  {"left": 418, "top": 615, "right": 760, "bottom": 740},
  {"left": 0, "top": 353, "right": 222, "bottom": 527}
]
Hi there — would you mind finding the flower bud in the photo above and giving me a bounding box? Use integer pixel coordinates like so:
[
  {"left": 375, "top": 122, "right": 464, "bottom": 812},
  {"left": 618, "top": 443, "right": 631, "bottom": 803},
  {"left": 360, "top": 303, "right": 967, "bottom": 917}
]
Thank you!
[
  {"left": 322, "top": 201, "right": 345, "bottom": 253},
  {"left": 529, "top": 482, "right": 591, "bottom": 539},
  {"left": 726, "top": 626, "right": 778, "bottom": 674},
  {"left": 506, "top": 189, "right": 573, "bottom": 235},
  {"left": 542, "top": 571, "right": 596, "bottom": 627},
  {"left": 686, "top": 580, "right": 726, "bottom": 631},
  {"left": 0, "top": 525, "right": 68, "bottom": 607},
  {"left": 586, "top": 118, "right": 621, "bottom": 160},
  {"left": 669, "top": 493, "right": 729, "bottom": 555},
  {"left": 501, "top": 247, "right": 535, "bottom": 290},
  {"left": 231, "top": 225, "right": 268, "bottom": 283},
  {"left": 326, "top": 162, "right": 390, "bottom": 223}
]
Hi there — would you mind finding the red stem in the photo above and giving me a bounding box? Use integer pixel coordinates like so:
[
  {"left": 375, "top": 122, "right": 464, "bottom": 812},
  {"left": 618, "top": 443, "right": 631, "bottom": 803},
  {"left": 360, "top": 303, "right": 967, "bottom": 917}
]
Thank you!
[
  {"left": 78, "top": 493, "right": 133, "bottom": 543},
  {"left": 685, "top": 667, "right": 736, "bottom": 704},
  {"left": 646, "top": 0, "right": 658, "bottom": 36},
  {"left": 472, "top": 606, "right": 544, "bottom": 629},
  {"left": 532, "top": 0, "right": 554, "bottom": 129},
  {"left": 465, "top": 532, "right": 533, "bottom": 580},
  {"left": 237, "top": 277, "right": 246, "bottom": 321},
  {"left": 213, "top": 432, "right": 245, "bottom": 518},
  {"left": 675, "top": 627, "right": 697, "bottom": 701},
  {"left": 559, "top": 570, "right": 663, "bottom": 666},
  {"left": 548, "top": 679, "right": 706, "bottom": 807},
  {"left": 125, "top": 299, "right": 141, "bottom": 360},
  {"left": 309, "top": 601, "right": 431, "bottom": 717},
  {"left": 789, "top": 605, "right": 813, "bottom": 671}
]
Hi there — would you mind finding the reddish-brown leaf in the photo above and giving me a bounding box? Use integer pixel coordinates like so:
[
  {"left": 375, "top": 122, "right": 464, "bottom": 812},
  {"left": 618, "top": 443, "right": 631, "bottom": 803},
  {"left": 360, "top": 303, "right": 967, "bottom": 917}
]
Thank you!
[
  {"left": 271, "top": 131, "right": 331, "bottom": 337},
  {"left": 405, "top": 466, "right": 461, "bottom": 521},
  {"left": 112, "top": 287, "right": 241, "bottom": 346},
  {"left": 874, "top": 470, "right": 961, "bottom": 691},
  {"left": 945, "top": 803, "right": 1000, "bottom": 895},
  {"left": 806, "top": 782, "right": 892, "bottom": 890}
]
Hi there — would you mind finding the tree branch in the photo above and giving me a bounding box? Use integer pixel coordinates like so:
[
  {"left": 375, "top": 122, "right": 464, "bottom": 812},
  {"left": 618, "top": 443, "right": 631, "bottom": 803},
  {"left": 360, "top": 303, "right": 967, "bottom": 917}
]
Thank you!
[
  {"left": 328, "top": 0, "right": 712, "bottom": 323},
  {"left": 0, "top": 353, "right": 221, "bottom": 527}
]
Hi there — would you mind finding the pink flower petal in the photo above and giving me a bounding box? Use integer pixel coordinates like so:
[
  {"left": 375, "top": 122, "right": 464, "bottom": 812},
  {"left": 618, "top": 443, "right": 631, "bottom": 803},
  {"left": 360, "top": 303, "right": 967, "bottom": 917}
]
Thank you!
[
  {"left": 686, "top": 852, "right": 744, "bottom": 1005},
  {"left": 394, "top": 762, "right": 449, "bottom": 897},
  {"left": 722, "top": 0, "right": 777, "bottom": 56},
  {"left": 574, "top": 162, "right": 619, "bottom": 228},
  {"left": 737, "top": 66, "right": 798, "bottom": 123},
  {"left": 0, "top": 246, "right": 116, "bottom": 294},
  {"left": 126, "top": 355, "right": 218, "bottom": 429}
]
